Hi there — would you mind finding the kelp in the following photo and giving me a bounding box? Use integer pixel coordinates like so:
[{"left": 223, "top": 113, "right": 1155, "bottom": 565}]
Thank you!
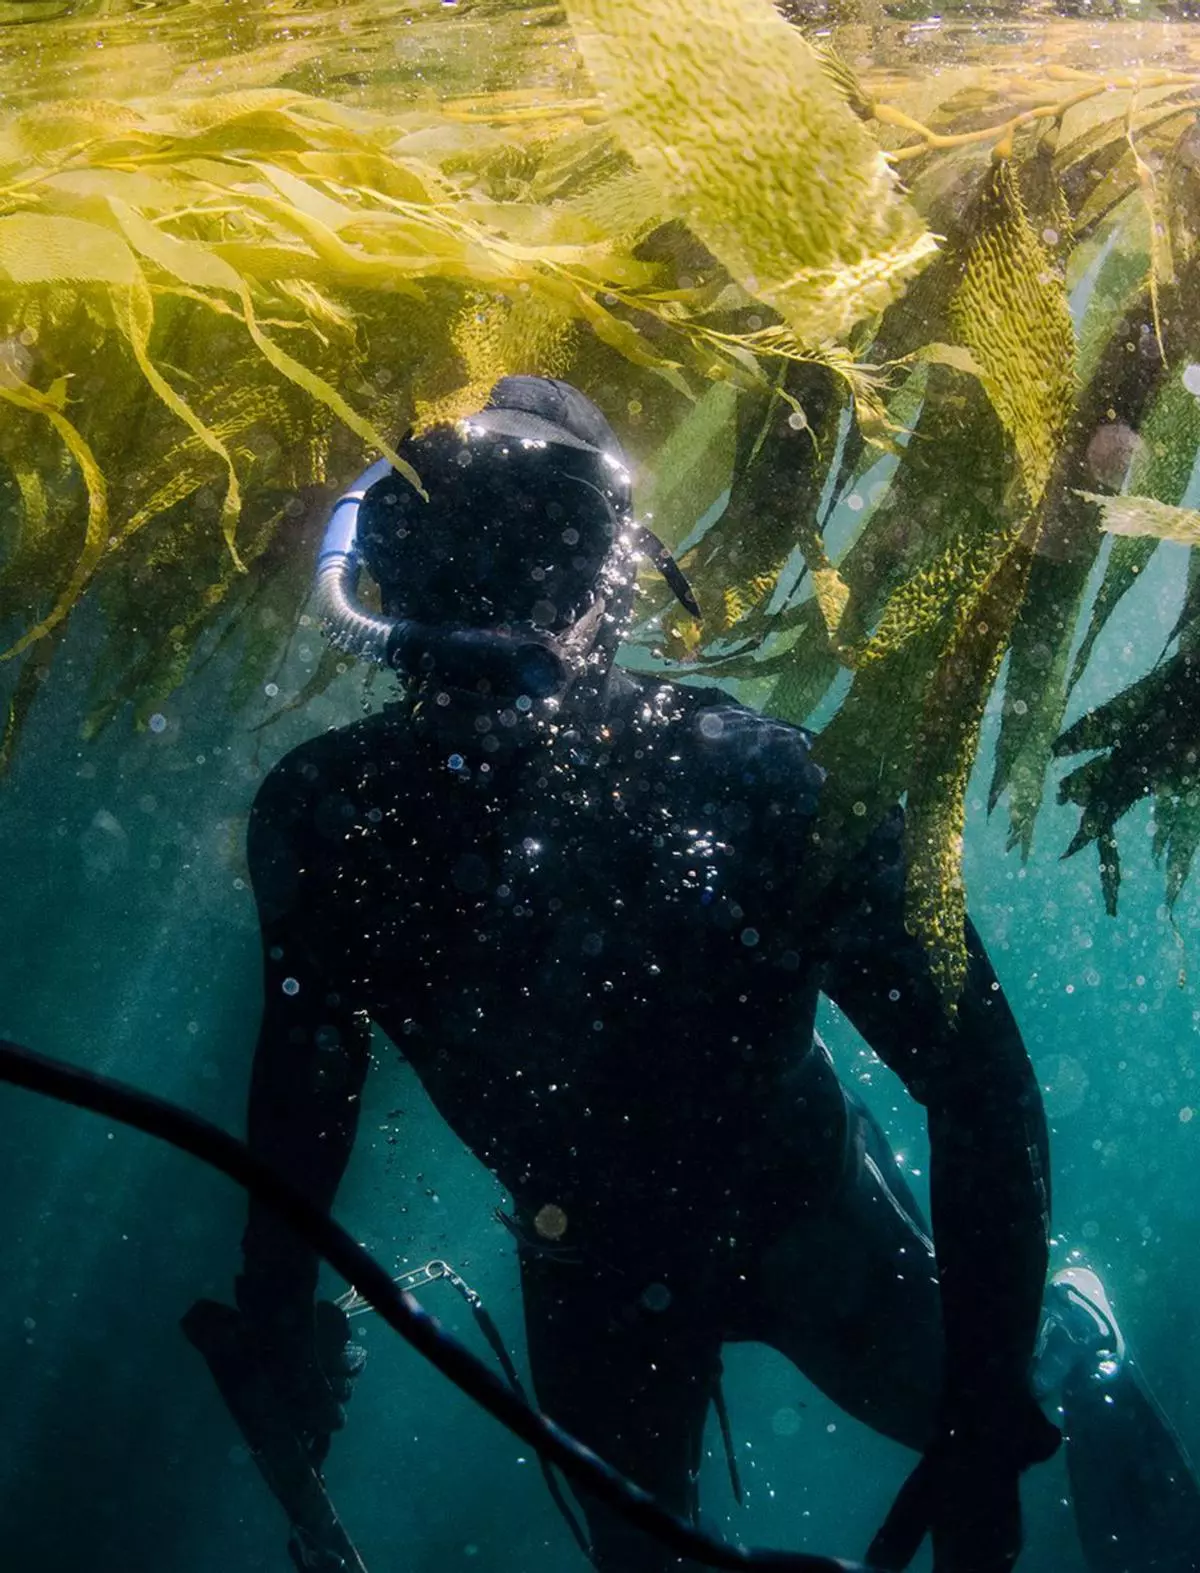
[
  {"left": 1054, "top": 489, "right": 1200, "bottom": 915},
  {"left": 986, "top": 271, "right": 1180, "bottom": 860},
  {"left": 1055, "top": 642, "right": 1200, "bottom": 916},
  {"left": 906, "top": 536, "right": 1036, "bottom": 1000},
  {"left": 6, "top": 3, "right": 1200, "bottom": 1001},
  {"left": 1065, "top": 368, "right": 1200, "bottom": 696},
  {"left": 0, "top": 67, "right": 888, "bottom": 741},
  {"left": 806, "top": 365, "right": 1029, "bottom": 1002},
  {"left": 563, "top": 0, "right": 935, "bottom": 345},
  {"left": 946, "top": 157, "right": 1075, "bottom": 506},
  {"left": 1077, "top": 491, "right": 1200, "bottom": 545},
  {"left": 653, "top": 361, "right": 847, "bottom": 661},
  {"left": 791, "top": 146, "right": 1074, "bottom": 999}
]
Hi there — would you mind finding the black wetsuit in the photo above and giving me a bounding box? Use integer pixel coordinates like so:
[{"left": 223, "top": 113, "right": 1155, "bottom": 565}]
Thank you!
[{"left": 241, "top": 670, "right": 1051, "bottom": 1570}]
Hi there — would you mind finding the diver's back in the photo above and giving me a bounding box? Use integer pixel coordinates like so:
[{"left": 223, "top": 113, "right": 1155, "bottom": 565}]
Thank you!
[{"left": 259, "top": 680, "right": 837, "bottom": 1227}]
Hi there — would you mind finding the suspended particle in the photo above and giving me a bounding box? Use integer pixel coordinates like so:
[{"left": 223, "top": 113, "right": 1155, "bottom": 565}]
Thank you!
[{"left": 534, "top": 1204, "right": 568, "bottom": 1240}]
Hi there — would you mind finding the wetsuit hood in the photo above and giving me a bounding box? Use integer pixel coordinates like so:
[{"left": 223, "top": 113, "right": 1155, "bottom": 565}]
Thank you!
[{"left": 310, "top": 378, "right": 697, "bottom": 711}]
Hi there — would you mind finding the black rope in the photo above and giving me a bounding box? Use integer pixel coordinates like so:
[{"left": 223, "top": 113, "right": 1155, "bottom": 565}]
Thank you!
[
  {"left": 714, "top": 1367, "right": 745, "bottom": 1507},
  {"left": 0, "top": 1037, "right": 868, "bottom": 1573},
  {"left": 438, "top": 1269, "right": 594, "bottom": 1564}
]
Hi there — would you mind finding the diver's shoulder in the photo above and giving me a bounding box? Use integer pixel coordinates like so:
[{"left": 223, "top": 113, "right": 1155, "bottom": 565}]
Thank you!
[
  {"left": 676, "top": 683, "right": 823, "bottom": 798},
  {"left": 615, "top": 672, "right": 824, "bottom": 809},
  {"left": 251, "top": 711, "right": 406, "bottom": 821}
]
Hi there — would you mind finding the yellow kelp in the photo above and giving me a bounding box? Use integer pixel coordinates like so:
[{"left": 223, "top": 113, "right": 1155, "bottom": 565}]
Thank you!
[
  {"left": 1076, "top": 490, "right": 1200, "bottom": 543},
  {"left": 562, "top": 0, "right": 937, "bottom": 345},
  {"left": 0, "top": 88, "right": 686, "bottom": 699},
  {"left": 947, "top": 159, "right": 1075, "bottom": 505}
]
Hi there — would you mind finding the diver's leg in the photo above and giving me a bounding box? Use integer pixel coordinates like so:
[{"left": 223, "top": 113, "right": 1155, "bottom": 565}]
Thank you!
[
  {"left": 744, "top": 1080, "right": 943, "bottom": 1451},
  {"left": 1037, "top": 1267, "right": 1200, "bottom": 1573},
  {"left": 749, "top": 1075, "right": 1200, "bottom": 1573},
  {"left": 519, "top": 1249, "right": 719, "bottom": 1572}
]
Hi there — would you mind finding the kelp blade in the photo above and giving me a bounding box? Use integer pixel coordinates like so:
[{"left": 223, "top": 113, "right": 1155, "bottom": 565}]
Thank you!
[{"left": 562, "top": 0, "right": 937, "bottom": 346}]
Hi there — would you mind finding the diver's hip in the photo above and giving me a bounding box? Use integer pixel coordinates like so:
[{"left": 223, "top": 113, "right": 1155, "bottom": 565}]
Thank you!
[{"left": 495, "top": 1135, "right": 853, "bottom": 1267}]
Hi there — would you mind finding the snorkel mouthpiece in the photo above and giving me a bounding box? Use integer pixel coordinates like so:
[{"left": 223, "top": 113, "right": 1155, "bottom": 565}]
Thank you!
[{"left": 311, "top": 461, "right": 571, "bottom": 700}]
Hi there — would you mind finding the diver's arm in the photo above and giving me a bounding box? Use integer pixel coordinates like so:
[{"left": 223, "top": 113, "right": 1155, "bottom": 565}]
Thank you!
[
  {"left": 819, "top": 810, "right": 1055, "bottom": 1459},
  {"left": 237, "top": 766, "right": 371, "bottom": 1332},
  {"left": 237, "top": 920, "right": 371, "bottom": 1325}
]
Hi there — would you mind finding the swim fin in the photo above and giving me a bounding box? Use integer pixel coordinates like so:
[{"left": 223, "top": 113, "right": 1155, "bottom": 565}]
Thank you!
[
  {"left": 182, "top": 1298, "right": 370, "bottom": 1573},
  {"left": 1040, "top": 1268, "right": 1200, "bottom": 1573}
]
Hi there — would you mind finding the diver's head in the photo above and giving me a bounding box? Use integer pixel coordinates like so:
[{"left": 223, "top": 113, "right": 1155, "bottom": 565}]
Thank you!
[
  {"left": 360, "top": 377, "right": 635, "bottom": 669},
  {"left": 311, "top": 377, "right": 696, "bottom": 734}
]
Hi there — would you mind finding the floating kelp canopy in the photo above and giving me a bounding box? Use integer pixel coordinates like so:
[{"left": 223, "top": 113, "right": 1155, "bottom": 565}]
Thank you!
[{"left": 5, "top": 0, "right": 1200, "bottom": 998}]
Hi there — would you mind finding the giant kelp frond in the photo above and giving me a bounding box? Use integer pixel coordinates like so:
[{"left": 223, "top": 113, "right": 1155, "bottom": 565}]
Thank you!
[
  {"left": 792, "top": 144, "right": 1107, "bottom": 998},
  {"left": 1077, "top": 490, "right": 1200, "bottom": 544},
  {"left": 906, "top": 536, "right": 1035, "bottom": 1001},
  {"left": 806, "top": 363, "right": 1011, "bottom": 889},
  {"left": 985, "top": 275, "right": 1186, "bottom": 859},
  {"left": 1055, "top": 642, "right": 1200, "bottom": 915},
  {"left": 1065, "top": 369, "right": 1200, "bottom": 696},
  {"left": 0, "top": 374, "right": 109, "bottom": 660},
  {"left": 564, "top": 0, "right": 936, "bottom": 346},
  {"left": 947, "top": 158, "right": 1075, "bottom": 505},
  {"left": 660, "top": 364, "right": 850, "bottom": 654}
]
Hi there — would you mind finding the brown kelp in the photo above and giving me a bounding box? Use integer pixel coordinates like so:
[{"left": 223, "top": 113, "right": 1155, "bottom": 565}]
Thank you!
[{"left": 6, "top": 0, "right": 1200, "bottom": 997}]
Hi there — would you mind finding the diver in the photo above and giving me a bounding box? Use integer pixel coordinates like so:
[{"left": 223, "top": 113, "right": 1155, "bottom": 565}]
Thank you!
[{"left": 232, "top": 376, "right": 1200, "bottom": 1573}]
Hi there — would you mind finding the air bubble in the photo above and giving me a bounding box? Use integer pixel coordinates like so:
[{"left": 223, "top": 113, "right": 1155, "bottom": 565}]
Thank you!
[
  {"left": 641, "top": 1282, "right": 672, "bottom": 1312},
  {"left": 771, "top": 1406, "right": 802, "bottom": 1437}
]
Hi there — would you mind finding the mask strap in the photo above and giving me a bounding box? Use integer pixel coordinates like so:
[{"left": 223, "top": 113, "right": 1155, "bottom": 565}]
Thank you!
[{"left": 552, "top": 469, "right": 701, "bottom": 621}]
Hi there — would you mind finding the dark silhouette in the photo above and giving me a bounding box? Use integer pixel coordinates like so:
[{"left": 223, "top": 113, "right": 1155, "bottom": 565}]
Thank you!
[{"left": 233, "top": 379, "right": 1193, "bottom": 1573}]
